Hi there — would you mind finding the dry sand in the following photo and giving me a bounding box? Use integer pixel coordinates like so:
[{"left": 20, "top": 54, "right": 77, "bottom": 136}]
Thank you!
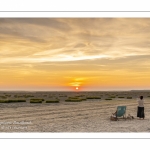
[{"left": 0, "top": 95, "right": 150, "bottom": 132}]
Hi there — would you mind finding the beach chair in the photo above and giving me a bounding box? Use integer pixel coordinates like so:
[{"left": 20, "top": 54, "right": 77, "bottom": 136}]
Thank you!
[{"left": 116, "top": 106, "right": 126, "bottom": 120}]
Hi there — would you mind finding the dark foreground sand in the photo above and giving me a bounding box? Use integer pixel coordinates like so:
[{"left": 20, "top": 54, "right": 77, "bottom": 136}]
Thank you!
[{"left": 0, "top": 97, "right": 150, "bottom": 132}]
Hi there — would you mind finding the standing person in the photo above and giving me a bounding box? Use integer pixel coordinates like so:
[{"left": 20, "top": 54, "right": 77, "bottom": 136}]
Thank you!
[{"left": 137, "top": 96, "right": 145, "bottom": 119}]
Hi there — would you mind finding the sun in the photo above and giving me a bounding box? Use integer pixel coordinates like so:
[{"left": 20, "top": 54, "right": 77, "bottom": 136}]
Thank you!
[{"left": 76, "top": 87, "right": 79, "bottom": 90}]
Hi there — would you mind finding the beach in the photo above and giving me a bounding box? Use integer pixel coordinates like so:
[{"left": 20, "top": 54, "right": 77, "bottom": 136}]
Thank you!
[{"left": 0, "top": 91, "right": 150, "bottom": 132}]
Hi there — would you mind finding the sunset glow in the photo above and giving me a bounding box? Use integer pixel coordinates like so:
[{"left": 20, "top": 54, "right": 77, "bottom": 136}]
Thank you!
[{"left": 0, "top": 18, "right": 150, "bottom": 91}]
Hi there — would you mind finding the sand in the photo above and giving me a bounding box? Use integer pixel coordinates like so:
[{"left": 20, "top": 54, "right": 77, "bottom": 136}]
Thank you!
[{"left": 0, "top": 92, "right": 150, "bottom": 132}]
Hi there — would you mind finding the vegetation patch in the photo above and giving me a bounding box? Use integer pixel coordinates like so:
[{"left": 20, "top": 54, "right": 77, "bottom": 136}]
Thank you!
[
  {"left": 8, "top": 100, "right": 26, "bottom": 102},
  {"left": 0, "top": 100, "right": 26, "bottom": 103},
  {"left": 30, "top": 98, "right": 44, "bottom": 101},
  {"left": 0, "top": 100, "right": 9, "bottom": 103},
  {"left": 127, "top": 97, "right": 132, "bottom": 99},
  {"left": 86, "top": 97, "right": 94, "bottom": 99},
  {"left": 65, "top": 97, "right": 82, "bottom": 102},
  {"left": 65, "top": 99, "right": 82, "bottom": 102},
  {"left": 118, "top": 97, "right": 124, "bottom": 98},
  {"left": 80, "top": 98, "right": 87, "bottom": 101},
  {"left": 30, "top": 99, "right": 43, "bottom": 103},
  {"left": 94, "top": 97, "right": 101, "bottom": 99}
]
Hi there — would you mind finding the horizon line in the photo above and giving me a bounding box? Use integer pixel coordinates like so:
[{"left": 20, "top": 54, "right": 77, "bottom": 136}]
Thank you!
[{"left": 0, "top": 89, "right": 150, "bottom": 92}]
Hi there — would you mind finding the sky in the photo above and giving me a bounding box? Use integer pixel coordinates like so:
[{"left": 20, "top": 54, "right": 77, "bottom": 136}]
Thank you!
[{"left": 0, "top": 18, "right": 150, "bottom": 91}]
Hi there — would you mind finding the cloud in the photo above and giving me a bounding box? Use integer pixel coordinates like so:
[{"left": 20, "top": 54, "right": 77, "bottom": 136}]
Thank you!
[
  {"left": 0, "top": 18, "right": 150, "bottom": 91},
  {"left": 0, "top": 18, "right": 150, "bottom": 70}
]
